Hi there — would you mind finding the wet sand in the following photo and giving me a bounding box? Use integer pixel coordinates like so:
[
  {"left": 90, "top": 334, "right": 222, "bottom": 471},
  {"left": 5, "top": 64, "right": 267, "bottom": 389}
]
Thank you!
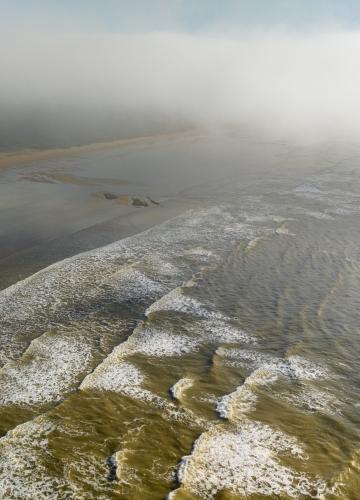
[
  {"left": 0, "top": 131, "right": 200, "bottom": 274},
  {"left": 0, "top": 129, "right": 219, "bottom": 288},
  {"left": 0, "top": 197, "right": 197, "bottom": 290},
  {"left": 0, "top": 129, "right": 200, "bottom": 171}
]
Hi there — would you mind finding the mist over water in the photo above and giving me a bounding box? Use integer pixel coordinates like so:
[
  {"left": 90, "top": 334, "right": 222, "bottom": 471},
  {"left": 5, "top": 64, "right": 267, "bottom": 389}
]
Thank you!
[{"left": 1, "top": 30, "right": 360, "bottom": 149}]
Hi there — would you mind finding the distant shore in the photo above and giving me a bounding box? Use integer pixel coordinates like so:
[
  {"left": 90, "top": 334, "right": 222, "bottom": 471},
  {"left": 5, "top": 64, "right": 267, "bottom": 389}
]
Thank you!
[{"left": 0, "top": 128, "right": 200, "bottom": 170}]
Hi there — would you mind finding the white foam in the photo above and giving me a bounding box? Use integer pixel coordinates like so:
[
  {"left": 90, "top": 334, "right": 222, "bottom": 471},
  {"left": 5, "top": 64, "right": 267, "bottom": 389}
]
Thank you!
[
  {"left": 184, "top": 247, "right": 219, "bottom": 260},
  {"left": 86, "top": 363, "right": 173, "bottom": 416},
  {"left": 143, "top": 255, "right": 183, "bottom": 277},
  {"left": 80, "top": 361, "right": 153, "bottom": 399},
  {"left": 113, "top": 448, "right": 140, "bottom": 486},
  {"left": 217, "top": 385, "right": 257, "bottom": 420},
  {"left": 217, "top": 348, "right": 328, "bottom": 381},
  {"left": 294, "top": 184, "right": 323, "bottom": 196},
  {"left": 246, "top": 214, "right": 294, "bottom": 225},
  {"left": 81, "top": 360, "right": 185, "bottom": 414},
  {"left": 0, "top": 418, "right": 69, "bottom": 499},
  {"left": 327, "top": 206, "right": 355, "bottom": 215},
  {"left": 246, "top": 237, "right": 263, "bottom": 252},
  {"left": 104, "top": 266, "right": 166, "bottom": 300},
  {"left": 0, "top": 416, "right": 120, "bottom": 499},
  {"left": 90, "top": 320, "right": 199, "bottom": 363},
  {"left": 293, "top": 183, "right": 360, "bottom": 215},
  {"left": 177, "top": 419, "right": 328, "bottom": 499},
  {"left": 196, "top": 393, "right": 218, "bottom": 405},
  {"left": 0, "top": 204, "right": 245, "bottom": 366},
  {"left": 281, "top": 388, "right": 339, "bottom": 415},
  {"left": 80, "top": 355, "right": 208, "bottom": 429},
  {"left": 114, "top": 317, "right": 251, "bottom": 368},
  {"left": 146, "top": 288, "right": 225, "bottom": 320},
  {"left": 217, "top": 368, "right": 277, "bottom": 422},
  {"left": 197, "top": 319, "right": 252, "bottom": 343},
  {"left": 171, "top": 378, "right": 194, "bottom": 401},
  {"left": 0, "top": 332, "right": 94, "bottom": 406},
  {"left": 131, "top": 325, "right": 199, "bottom": 357},
  {"left": 224, "top": 222, "right": 258, "bottom": 240},
  {"left": 297, "top": 209, "right": 334, "bottom": 220},
  {"left": 130, "top": 317, "right": 252, "bottom": 362},
  {"left": 288, "top": 356, "right": 329, "bottom": 380},
  {"left": 276, "top": 224, "right": 293, "bottom": 235}
]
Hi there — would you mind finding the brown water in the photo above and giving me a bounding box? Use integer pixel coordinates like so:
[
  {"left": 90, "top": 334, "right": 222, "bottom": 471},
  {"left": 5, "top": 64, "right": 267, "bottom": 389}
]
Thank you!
[{"left": 1, "top": 133, "right": 360, "bottom": 499}]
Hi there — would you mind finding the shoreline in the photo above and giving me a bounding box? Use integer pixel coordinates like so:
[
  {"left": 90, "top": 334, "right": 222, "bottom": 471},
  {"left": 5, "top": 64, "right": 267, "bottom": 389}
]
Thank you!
[
  {"left": 0, "top": 197, "right": 197, "bottom": 291},
  {"left": 0, "top": 128, "right": 201, "bottom": 170}
]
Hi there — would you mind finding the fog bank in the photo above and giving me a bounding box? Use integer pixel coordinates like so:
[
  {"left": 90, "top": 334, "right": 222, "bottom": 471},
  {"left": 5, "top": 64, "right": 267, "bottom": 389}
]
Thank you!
[{"left": 1, "top": 31, "right": 360, "bottom": 148}]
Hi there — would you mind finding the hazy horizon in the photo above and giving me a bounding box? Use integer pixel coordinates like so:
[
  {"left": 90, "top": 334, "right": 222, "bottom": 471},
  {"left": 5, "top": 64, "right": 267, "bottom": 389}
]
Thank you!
[{"left": 1, "top": 1, "right": 360, "bottom": 148}]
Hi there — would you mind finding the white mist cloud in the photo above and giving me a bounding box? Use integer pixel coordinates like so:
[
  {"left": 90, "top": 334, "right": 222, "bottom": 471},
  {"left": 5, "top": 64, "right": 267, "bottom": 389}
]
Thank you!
[{"left": 1, "top": 30, "right": 360, "bottom": 145}]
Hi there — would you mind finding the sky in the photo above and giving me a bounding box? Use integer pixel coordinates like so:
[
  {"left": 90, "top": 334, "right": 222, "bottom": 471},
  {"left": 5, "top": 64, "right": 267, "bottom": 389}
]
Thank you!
[
  {"left": 1, "top": 1, "right": 360, "bottom": 147},
  {"left": 2, "top": 0, "right": 360, "bottom": 34}
]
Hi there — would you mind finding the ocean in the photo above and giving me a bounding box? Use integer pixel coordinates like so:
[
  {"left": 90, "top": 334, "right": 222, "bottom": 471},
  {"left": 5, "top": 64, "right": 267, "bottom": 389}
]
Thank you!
[{"left": 0, "top": 131, "right": 359, "bottom": 498}]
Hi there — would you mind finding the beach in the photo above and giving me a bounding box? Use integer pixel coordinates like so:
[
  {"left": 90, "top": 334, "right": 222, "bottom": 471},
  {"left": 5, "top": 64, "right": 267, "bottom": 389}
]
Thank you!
[{"left": 0, "top": 130, "right": 204, "bottom": 288}]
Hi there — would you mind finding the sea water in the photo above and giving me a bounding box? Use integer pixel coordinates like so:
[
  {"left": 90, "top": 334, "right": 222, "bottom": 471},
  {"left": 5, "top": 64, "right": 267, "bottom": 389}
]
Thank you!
[{"left": 0, "top": 136, "right": 360, "bottom": 499}]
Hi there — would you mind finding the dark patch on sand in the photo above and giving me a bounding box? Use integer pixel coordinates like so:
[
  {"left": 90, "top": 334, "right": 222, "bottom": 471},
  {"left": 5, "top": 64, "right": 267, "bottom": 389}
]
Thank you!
[{"left": 94, "top": 192, "right": 160, "bottom": 208}]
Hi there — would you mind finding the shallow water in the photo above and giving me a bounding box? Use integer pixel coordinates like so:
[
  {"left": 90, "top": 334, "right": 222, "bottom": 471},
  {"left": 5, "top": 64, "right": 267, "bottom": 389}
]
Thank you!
[{"left": 1, "top": 135, "right": 360, "bottom": 498}]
